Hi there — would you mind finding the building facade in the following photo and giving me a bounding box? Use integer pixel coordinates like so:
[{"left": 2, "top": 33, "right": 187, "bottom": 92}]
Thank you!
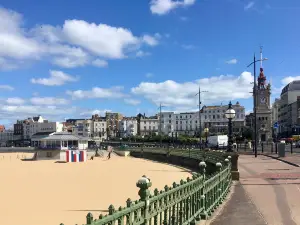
[
  {"left": 0, "top": 125, "right": 5, "bottom": 133},
  {"left": 203, "top": 102, "right": 245, "bottom": 135},
  {"left": 23, "top": 116, "right": 63, "bottom": 140},
  {"left": 0, "top": 130, "right": 14, "bottom": 146},
  {"left": 120, "top": 117, "right": 138, "bottom": 137},
  {"left": 92, "top": 114, "right": 107, "bottom": 141},
  {"left": 140, "top": 116, "right": 159, "bottom": 136},
  {"left": 277, "top": 80, "right": 300, "bottom": 137},
  {"left": 106, "top": 112, "right": 123, "bottom": 138}
]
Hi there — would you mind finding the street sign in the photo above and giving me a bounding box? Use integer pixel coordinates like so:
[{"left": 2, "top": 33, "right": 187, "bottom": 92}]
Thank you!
[{"left": 273, "top": 122, "right": 278, "bottom": 129}]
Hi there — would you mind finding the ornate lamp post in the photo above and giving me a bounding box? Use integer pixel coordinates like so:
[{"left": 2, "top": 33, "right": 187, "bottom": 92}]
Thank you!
[
  {"left": 225, "top": 101, "right": 236, "bottom": 152},
  {"left": 204, "top": 127, "right": 209, "bottom": 147}
]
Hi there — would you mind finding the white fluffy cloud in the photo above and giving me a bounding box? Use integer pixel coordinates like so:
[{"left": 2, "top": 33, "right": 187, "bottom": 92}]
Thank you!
[
  {"left": 31, "top": 70, "right": 79, "bottom": 86},
  {"left": 0, "top": 7, "right": 159, "bottom": 70},
  {"left": 281, "top": 76, "right": 300, "bottom": 85},
  {"left": 124, "top": 98, "right": 141, "bottom": 105},
  {"left": 0, "top": 85, "right": 14, "bottom": 91},
  {"left": 6, "top": 97, "right": 25, "bottom": 105},
  {"left": 226, "top": 58, "right": 238, "bottom": 64},
  {"left": 131, "top": 72, "right": 253, "bottom": 109},
  {"left": 92, "top": 59, "right": 108, "bottom": 68},
  {"left": 142, "top": 35, "right": 159, "bottom": 46},
  {"left": 79, "top": 109, "right": 112, "bottom": 117},
  {"left": 66, "top": 86, "right": 126, "bottom": 100},
  {"left": 30, "top": 97, "right": 69, "bottom": 105},
  {"left": 150, "top": 0, "right": 196, "bottom": 15}
]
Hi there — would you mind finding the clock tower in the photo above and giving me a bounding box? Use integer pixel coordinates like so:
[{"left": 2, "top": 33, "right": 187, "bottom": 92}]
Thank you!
[{"left": 255, "top": 48, "right": 272, "bottom": 142}]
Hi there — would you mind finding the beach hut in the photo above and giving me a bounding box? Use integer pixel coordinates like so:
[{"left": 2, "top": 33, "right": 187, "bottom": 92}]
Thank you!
[{"left": 34, "top": 132, "right": 89, "bottom": 161}]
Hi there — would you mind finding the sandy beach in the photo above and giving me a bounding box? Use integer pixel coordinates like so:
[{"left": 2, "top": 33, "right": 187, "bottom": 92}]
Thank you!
[{"left": 0, "top": 152, "right": 191, "bottom": 225}]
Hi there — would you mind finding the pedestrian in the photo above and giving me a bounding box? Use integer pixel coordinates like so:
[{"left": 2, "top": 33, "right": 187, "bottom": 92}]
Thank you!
[{"left": 107, "top": 146, "right": 113, "bottom": 160}]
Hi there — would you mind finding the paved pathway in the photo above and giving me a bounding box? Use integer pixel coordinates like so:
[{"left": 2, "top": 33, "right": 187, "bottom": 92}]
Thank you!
[{"left": 211, "top": 155, "right": 300, "bottom": 225}]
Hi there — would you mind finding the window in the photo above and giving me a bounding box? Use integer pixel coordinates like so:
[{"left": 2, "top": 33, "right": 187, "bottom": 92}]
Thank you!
[
  {"left": 144, "top": 126, "right": 146, "bottom": 130},
  {"left": 213, "top": 115, "right": 215, "bottom": 119},
  {"left": 180, "top": 121, "right": 182, "bottom": 124},
  {"left": 169, "top": 120, "right": 171, "bottom": 123},
  {"left": 169, "top": 115, "right": 171, "bottom": 118},
  {"left": 190, "top": 115, "right": 192, "bottom": 118},
  {"left": 176, "top": 121, "right": 178, "bottom": 124}
]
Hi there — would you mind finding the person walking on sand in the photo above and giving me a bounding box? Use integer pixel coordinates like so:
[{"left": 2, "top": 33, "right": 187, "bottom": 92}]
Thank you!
[{"left": 107, "top": 146, "right": 113, "bottom": 160}]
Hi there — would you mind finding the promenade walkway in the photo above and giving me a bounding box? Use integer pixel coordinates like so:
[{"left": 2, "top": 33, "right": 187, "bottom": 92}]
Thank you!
[{"left": 211, "top": 155, "right": 300, "bottom": 225}]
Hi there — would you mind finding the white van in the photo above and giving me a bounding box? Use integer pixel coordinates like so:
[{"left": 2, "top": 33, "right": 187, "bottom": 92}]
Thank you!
[{"left": 207, "top": 135, "right": 228, "bottom": 149}]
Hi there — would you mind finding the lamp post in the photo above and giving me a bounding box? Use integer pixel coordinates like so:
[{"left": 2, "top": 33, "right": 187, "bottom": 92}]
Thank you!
[
  {"left": 120, "top": 137, "right": 122, "bottom": 147},
  {"left": 225, "top": 101, "right": 236, "bottom": 152},
  {"left": 247, "top": 51, "right": 268, "bottom": 158},
  {"left": 204, "top": 127, "right": 209, "bottom": 147}
]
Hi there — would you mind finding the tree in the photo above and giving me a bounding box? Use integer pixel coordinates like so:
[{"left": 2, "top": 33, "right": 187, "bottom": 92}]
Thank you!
[{"left": 242, "top": 127, "right": 253, "bottom": 140}]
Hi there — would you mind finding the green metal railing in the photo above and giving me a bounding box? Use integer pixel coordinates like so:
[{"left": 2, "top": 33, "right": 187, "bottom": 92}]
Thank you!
[{"left": 60, "top": 149, "right": 232, "bottom": 225}]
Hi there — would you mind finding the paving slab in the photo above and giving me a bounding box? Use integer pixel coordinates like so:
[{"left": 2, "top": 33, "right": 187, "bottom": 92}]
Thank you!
[
  {"left": 209, "top": 155, "right": 300, "bottom": 225},
  {"left": 210, "top": 182, "right": 266, "bottom": 225}
]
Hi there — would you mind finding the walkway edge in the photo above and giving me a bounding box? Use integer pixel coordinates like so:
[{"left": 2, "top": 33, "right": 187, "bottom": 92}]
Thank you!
[
  {"left": 262, "top": 154, "right": 300, "bottom": 167},
  {"left": 199, "top": 181, "right": 236, "bottom": 225}
]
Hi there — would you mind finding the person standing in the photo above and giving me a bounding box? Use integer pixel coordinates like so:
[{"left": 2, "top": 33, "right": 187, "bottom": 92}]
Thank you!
[{"left": 107, "top": 146, "right": 113, "bottom": 160}]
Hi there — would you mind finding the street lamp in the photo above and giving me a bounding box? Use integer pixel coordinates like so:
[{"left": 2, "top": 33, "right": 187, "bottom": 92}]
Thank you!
[
  {"left": 225, "top": 101, "right": 236, "bottom": 152},
  {"left": 142, "top": 135, "right": 144, "bottom": 156},
  {"left": 204, "top": 127, "right": 209, "bottom": 147},
  {"left": 247, "top": 51, "right": 268, "bottom": 158}
]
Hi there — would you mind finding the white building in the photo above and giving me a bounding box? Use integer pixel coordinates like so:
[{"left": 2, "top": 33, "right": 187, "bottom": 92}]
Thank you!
[
  {"left": 120, "top": 117, "right": 137, "bottom": 137},
  {"left": 277, "top": 80, "right": 300, "bottom": 136},
  {"left": 23, "top": 116, "right": 63, "bottom": 140},
  {"left": 71, "top": 116, "right": 107, "bottom": 141},
  {"left": 173, "top": 112, "right": 204, "bottom": 136},
  {"left": 93, "top": 117, "right": 107, "bottom": 141},
  {"left": 160, "top": 111, "right": 205, "bottom": 137},
  {"left": 140, "top": 117, "right": 159, "bottom": 136},
  {"left": 202, "top": 102, "right": 245, "bottom": 134},
  {"left": 72, "top": 119, "right": 92, "bottom": 137}
]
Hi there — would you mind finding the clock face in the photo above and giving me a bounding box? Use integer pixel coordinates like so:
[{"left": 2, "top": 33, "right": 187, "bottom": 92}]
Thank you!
[{"left": 260, "top": 97, "right": 266, "bottom": 104}]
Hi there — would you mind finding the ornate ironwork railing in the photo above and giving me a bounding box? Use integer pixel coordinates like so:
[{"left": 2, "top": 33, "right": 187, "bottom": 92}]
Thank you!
[{"left": 60, "top": 149, "right": 232, "bottom": 225}]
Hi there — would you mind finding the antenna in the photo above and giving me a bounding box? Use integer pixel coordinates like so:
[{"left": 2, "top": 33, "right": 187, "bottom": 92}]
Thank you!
[{"left": 260, "top": 45, "right": 263, "bottom": 68}]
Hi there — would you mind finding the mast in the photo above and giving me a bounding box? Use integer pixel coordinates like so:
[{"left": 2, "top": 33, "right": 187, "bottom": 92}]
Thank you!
[{"left": 260, "top": 46, "right": 263, "bottom": 68}]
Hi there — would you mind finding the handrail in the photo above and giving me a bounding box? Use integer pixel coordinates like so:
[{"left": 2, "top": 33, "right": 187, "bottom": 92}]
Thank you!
[{"left": 59, "top": 149, "right": 232, "bottom": 225}]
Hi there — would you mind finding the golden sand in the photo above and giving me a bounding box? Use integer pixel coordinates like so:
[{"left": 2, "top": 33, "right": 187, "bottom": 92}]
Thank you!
[{"left": 0, "top": 152, "right": 191, "bottom": 225}]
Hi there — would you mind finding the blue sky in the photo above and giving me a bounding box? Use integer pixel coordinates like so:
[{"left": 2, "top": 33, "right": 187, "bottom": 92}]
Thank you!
[{"left": 0, "top": 0, "right": 300, "bottom": 127}]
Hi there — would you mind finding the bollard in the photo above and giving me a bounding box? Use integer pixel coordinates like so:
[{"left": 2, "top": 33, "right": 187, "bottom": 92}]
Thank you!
[
  {"left": 291, "top": 142, "right": 293, "bottom": 154},
  {"left": 275, "top": 142, "right": 278, "bottom": 154},
  {"left": 261, "top": 143, "right": 264, "bottom": 153},
  {"left": 244, "top": 142, "right": 246, "bottom": 151}
]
